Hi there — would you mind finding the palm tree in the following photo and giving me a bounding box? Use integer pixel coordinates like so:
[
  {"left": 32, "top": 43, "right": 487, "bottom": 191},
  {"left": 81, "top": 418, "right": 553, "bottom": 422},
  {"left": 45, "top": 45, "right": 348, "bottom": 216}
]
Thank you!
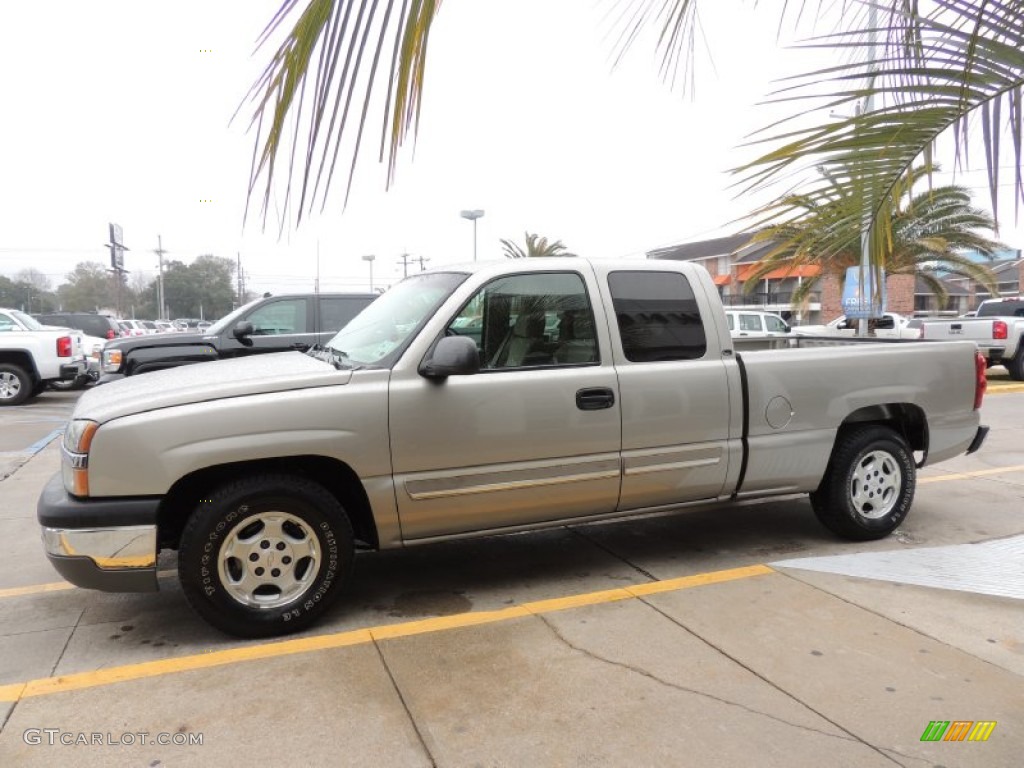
[
  {"left": 741, "top": 165, "right": 1005, "bottom": 306},
  {"left": 500, "top": 233, "right": 576, "bottom": 259},
  {"left": 242, "top": 0, "right": 1024, "bottom": 257}
]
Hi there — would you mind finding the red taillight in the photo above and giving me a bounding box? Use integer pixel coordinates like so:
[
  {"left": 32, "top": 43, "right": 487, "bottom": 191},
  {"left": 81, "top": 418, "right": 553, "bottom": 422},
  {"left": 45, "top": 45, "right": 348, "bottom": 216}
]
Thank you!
[
  {"left": 974, "top": 351, "right": 987, "bottom": 410},
  {"left": 993, "top": 320, "right": 1008, "bottom": 340},
  {"left": 106, "top": 329, "right": 116, "bottom": 340},
  {"left": 57, "top": 336, "right": 73, "bottom": 358}
]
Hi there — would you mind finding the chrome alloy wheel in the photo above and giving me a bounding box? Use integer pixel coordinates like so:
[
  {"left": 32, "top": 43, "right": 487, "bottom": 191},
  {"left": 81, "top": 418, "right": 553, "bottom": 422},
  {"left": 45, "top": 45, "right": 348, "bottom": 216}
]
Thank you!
[
  {"left": 849, "top": 450, "right": 902, "bottom": 519},
  {"left": 0, "top": 371, "right": 23, "bottom": 401},
  {"left": 218, "top": 512, "right": 321, "bottom": 609}
]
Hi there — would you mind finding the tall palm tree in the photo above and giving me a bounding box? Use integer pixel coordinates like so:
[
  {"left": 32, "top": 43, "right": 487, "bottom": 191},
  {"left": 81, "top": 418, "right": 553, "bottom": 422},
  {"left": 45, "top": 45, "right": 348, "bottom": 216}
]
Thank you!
[
  {"left": 242, "top": 0, "right": 1024, "bottom": 257},
  {"left": 742, "top": 165, "right": 1005, "bottom": 306},
  {"left": 500, "top": 232, "right": 576, "bottom": 259}
]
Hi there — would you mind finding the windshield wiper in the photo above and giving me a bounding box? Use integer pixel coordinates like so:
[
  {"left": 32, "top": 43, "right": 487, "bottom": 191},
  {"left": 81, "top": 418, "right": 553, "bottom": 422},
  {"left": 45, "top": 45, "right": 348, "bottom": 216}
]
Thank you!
[{"left": 325, "top": 347, "right": 352, "bottom": 370}]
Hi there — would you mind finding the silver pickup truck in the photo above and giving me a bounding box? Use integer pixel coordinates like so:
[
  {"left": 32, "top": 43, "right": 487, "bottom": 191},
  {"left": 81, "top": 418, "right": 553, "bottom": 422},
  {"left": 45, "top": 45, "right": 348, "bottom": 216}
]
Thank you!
[
  {"left": 921, "top": 297, "right": 1024, "bottom": 380},
  {"left": 37, "top": 259, "right": 989, "bottom": 637}
]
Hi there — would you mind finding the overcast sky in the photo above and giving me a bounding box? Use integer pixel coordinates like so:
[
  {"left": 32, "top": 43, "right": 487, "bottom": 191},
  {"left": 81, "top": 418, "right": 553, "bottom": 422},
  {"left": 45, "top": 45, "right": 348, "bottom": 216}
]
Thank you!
[{"left": 2, "top": 0, "right": 1021, "bottom": 300}]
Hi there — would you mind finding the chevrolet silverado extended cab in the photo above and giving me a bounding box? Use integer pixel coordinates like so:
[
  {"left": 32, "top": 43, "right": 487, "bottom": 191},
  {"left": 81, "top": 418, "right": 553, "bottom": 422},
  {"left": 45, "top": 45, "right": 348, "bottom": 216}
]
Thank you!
[
  {"left": 921, "top": 297, "right": 1024, "bottom": 380},
  {"left": 38, "top": 260, "right": 989, "bottom": 637},
  {"left": 99, "top": 292, "right": 376, "bottom": 382},
  {"left": 0, "top": 308, "right": 87, "bottom": 405}
]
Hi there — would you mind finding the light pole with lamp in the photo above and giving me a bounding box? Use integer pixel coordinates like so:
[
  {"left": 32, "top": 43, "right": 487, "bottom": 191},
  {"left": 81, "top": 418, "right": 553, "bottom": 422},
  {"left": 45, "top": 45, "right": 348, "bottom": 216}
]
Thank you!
[
  {"left": 459, "top": 209, "right": 484, "bottom": 261},
  {"left": 362, "top": 254, "right": 376, "bottom": 292}
]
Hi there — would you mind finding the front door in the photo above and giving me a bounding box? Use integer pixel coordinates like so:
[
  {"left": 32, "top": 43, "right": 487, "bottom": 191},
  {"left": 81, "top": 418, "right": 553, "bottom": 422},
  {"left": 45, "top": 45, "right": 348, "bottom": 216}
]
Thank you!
[
  {"left": 388, "top": 270, "right": 622, "bottom": 541},
  {"left": 219, "top": 297, "right": 315, "bottom": 357}
]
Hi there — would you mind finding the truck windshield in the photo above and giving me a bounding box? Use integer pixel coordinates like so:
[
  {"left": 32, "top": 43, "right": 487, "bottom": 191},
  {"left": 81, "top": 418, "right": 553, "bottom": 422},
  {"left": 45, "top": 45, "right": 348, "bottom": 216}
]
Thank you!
[
  {"left": 978, "top": 299, "right": 1024, "bottom": 318},
  {"left": 326, "top": 272, "right": 468, "bottom": 366}
]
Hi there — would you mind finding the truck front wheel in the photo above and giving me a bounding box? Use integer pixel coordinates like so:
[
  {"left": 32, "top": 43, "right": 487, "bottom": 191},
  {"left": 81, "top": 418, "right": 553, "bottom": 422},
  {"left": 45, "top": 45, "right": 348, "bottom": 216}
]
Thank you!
[
  {"left": 178, "top": 475, "right": 355, "bottom": 638},
  {"left": 810, "top": 426, "right": 915, "bottom": 541}
]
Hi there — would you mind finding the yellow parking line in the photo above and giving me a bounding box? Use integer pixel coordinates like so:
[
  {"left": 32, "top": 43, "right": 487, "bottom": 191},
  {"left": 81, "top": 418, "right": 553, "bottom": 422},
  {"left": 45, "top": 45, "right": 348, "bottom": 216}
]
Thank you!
[
  {"left": 920, "top": 463, "right": 1024, "bottom": 484},
  {"left": 0, "top": 570, "right": 176, "bottom": 601},
  {"left": 0, "top": 564, "right": 774, "bottom": 702},
  {"left": 0, "top": 581, "right": 76, "bottom": 600}
]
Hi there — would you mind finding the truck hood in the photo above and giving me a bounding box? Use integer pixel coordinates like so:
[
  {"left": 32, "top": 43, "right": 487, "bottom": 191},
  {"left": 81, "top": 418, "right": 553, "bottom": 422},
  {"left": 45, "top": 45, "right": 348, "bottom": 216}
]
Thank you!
[
  {"left": 75, "top": 352, "right": 351, "bottom": 424},
  {"left": 104, "top": 331, "right": 210, "bottom": 353}
]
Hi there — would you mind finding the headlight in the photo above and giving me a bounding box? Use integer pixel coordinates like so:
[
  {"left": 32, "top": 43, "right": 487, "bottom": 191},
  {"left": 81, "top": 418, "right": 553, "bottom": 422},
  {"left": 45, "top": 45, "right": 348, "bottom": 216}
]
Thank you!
[
  {"left": 62, "top": 420, "right": 99, "bottom": 496},
  {"left": 102, "top": 348, "right": 123, "bottom": 373}
]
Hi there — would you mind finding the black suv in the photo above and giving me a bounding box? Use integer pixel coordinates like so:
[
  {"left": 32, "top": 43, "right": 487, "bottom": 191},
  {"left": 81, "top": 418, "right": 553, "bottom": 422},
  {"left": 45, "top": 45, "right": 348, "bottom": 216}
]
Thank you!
[
  {"left": 34, "top": 312, "right": 123, "bottom": 341},
  {"left": 99, "top": 292, "right": 376, "bottom": 382}
]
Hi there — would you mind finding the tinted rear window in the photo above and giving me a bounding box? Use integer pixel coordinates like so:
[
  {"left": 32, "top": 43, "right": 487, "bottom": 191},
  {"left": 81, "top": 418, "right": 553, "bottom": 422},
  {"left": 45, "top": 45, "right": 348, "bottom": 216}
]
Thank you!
[
  {"left": 608, "top": 271, "right": 707, "bottom": 362},
  {"left": 319, "top": 297, "right": 374, "bottom": 333}
]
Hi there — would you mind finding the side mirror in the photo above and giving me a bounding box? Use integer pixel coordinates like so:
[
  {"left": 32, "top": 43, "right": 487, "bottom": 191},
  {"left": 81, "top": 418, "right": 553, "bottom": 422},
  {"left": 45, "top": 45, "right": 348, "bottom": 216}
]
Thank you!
[
  {"left": 419, "top": 336, "right": 480, "bottom": 379},
  {"left": 233, "top": 321, "right": 255, "bottom": 346}
]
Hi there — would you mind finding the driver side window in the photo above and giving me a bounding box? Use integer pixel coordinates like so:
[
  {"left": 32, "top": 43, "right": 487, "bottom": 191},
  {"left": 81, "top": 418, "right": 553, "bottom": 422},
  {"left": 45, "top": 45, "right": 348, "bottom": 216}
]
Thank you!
[
  {"left": 246, "top": 299, "right": 308, "bottom": 335},
  {"left": 446, "top": 272, "right": 598, "bottom": 370}
]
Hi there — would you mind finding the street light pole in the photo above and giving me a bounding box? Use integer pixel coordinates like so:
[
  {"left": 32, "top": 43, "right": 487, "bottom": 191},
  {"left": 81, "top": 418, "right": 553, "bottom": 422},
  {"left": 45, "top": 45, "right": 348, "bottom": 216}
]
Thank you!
[
  {"left": 460, "top": 209, "right": 485, "bottom": 261},
  {"left": 362, "top": 254, "right": 376, "bottom": 292},
  {"left": 857, "top": 3, "right": 879, "bottom": 337}
]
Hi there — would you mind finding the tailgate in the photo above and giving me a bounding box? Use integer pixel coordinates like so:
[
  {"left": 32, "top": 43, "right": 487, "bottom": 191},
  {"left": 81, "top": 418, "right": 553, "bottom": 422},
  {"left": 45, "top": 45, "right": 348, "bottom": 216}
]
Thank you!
[{"left": 921, "top": 318, "right": 995, "bottom": 342}]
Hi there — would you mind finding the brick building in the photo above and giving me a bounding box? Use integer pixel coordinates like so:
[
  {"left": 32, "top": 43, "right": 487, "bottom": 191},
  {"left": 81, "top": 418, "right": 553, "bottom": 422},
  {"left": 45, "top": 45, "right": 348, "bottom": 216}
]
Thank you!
[{"left": 648, "top": 234, "right": 1022, "bottom": 323}]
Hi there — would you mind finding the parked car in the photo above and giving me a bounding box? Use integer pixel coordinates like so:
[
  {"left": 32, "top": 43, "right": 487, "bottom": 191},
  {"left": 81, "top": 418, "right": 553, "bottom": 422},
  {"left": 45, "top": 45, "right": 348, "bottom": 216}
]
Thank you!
[
  {"left": 172, "top": 318, "right": 206, "bottom": 332},
  {"left": 34, "top": 312, "right": 123, "bottom": 341},
  {"left": 724, "top": 310, "right": 792, "bottom": 339},
  {"left": 795, "top": 312, "right": 919, "bottom": 339},
  {"left": 154, "top": 321, "right": 175, "bottom": 333},
  {"left": 920, "top": 296, "right": 1024, "bottom": 379},
  {"left": 41, "top": 259, "right": 987, "bottom": 636},
  {"left": 118, "top": 320, "right": 150, "bottom": 337},
  {"left": 101, "top": 292, "right": 377, "bottom": 381},
  {"left": 0, "top": 308, "right": 87, "bottom": 404}
]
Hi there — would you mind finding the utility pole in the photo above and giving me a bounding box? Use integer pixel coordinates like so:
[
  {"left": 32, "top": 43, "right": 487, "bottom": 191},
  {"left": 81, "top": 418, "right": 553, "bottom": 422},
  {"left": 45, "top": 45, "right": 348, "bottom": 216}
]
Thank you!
[
  {"left": 237, "top": 252, "right": 243, "bottom": 307},
  {"left": 397, "top": 252, "right": 412, "bottom": 279},
  {"left": 415, "top": 254, "right": 430, "bottom": 272},
  {"left": 154, "top": 235, "right": 167, "bottom": 320}
]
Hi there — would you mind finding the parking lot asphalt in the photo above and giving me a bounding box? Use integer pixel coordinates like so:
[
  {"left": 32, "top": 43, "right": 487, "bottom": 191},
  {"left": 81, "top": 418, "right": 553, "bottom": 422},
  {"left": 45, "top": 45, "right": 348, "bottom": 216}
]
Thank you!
[{"left": 0, "top": 387, "right": 1021, "bottom": 766}]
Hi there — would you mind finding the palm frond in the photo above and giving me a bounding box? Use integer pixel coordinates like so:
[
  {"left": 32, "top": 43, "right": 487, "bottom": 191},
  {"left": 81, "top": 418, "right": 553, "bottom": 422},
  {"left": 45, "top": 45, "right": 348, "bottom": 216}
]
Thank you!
[
  {"left": 737, "top": 1, "right": 1024, "bottom": 263},
  {"left": 242, "top": 0, "right": 440, "bottom": 226}
]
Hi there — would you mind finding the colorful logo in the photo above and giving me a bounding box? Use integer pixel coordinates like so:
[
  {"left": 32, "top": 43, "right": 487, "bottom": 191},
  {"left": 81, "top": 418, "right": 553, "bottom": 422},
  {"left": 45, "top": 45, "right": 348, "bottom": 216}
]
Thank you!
[{"left": 920, "top": 721, "right": 997, "bottom": 742}]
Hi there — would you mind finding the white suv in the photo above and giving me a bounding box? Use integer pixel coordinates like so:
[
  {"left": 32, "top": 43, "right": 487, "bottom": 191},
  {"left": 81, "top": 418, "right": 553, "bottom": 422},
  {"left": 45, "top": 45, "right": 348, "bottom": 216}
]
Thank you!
[{"left": 725, "top": 310, "right": 792, "bottom": 339}]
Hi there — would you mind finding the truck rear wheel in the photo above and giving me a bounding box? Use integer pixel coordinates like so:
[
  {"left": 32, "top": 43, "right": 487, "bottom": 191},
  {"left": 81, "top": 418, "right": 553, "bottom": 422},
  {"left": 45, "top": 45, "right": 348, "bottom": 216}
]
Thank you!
[
  {"left": 0, "top": 364, "right": 32, "bottom": 406},
  {"left": 810, "top": 426, "right": 915, "bottom": 540},
  {"left": 1008, "top": 354, "right": 1024, "bottom": 382},
  {"left": 178, "top": 475, "right": 355, "bottom": 638}
]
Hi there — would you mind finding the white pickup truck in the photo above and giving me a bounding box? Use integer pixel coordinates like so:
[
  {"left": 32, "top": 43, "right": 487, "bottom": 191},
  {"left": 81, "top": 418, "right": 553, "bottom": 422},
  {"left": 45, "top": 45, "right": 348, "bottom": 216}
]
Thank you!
[
  {"left": 0, "top": 308, "right": 88, "bottom": 405},
  {"left": 920, "top": 297, "right": 1024, "bottom": 380},
  {"left": 37, "top": 259, "right": 988, "bottom": 636},
  {"left": 795, "top": 312, "right": 919, "bottom": 339}
]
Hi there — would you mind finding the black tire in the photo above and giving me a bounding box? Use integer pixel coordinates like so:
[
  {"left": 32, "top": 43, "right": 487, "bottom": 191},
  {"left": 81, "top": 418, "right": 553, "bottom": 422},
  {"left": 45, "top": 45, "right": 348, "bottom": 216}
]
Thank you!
[
  {"left": 0, "top": 364, "right": 33, "bottom": 406},
  {"left": 178, "top": 475, "right": 355, "bottom": 638},
  {"left": 1007, "top": 353, "right": 1024, "bottom": 382},
  {"left": 810, "top": 426, "right": 916, "bottom": 541}
]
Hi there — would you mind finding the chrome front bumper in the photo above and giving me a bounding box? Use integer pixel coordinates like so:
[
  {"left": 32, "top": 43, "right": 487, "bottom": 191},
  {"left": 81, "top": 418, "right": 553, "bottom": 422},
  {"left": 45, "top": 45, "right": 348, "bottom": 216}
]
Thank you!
[
  {"left": 42, "top": 526, "right": 158, "bottom": 592},
  {"left": 37, "top": 473, "right": 160, "bottom": 592}
]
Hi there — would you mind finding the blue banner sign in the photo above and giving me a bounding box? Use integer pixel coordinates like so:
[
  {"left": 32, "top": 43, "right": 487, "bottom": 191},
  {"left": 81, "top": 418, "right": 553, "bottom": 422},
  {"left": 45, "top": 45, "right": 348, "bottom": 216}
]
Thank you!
[{"left": 841, "top": 266, "right": 885, "bottom": 319}]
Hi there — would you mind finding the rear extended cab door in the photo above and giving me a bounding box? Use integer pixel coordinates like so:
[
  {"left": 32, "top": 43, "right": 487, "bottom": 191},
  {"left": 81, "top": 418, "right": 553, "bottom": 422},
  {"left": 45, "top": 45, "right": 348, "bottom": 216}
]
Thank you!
[{"left": 591, "top": 263, "right": 743, "bottom": 511}]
